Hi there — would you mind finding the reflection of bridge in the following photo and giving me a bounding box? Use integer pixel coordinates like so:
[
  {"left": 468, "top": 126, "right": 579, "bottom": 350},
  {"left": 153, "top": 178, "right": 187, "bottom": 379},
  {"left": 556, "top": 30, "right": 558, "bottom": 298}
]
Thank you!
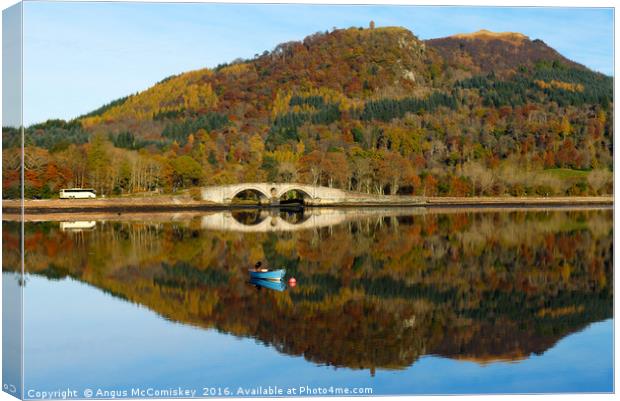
[
  {"left": 201, "top": 208, "right": 426, "bottom": 233},
  {"left": 202, "top": 210, "right": 346, "bottom": 232},
  {"left": 201, "top": 183, "right": 348, "bottom": 205}
]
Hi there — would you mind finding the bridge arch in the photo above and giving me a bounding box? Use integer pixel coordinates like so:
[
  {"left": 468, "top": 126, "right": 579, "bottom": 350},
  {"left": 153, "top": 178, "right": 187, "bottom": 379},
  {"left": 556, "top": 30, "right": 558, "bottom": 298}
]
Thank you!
[
  {"left": 229, "top": 187, "right": 270, "bottom": 203},
  {"left": 276, "top": 186, "right": 314, "bottom": 200}
]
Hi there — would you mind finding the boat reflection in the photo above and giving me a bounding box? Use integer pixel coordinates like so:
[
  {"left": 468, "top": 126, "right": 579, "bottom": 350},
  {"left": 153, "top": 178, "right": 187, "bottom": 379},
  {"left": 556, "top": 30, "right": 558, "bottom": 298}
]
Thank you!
[{"left": 249, "top": 277, "right": 287, "bottom": 292}]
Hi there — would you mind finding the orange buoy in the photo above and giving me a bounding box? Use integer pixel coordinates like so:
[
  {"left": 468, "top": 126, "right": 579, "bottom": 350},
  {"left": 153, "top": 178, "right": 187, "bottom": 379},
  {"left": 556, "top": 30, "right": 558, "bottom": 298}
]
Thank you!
[{"left": 288, "top": 277, "right": 297, "bottom": 287}]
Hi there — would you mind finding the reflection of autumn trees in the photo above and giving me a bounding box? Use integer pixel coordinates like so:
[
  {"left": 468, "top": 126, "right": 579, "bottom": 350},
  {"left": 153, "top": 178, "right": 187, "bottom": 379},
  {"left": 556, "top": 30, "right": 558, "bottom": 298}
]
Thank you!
[{"left": 3, "top": 209, "right": 612, "bottom": 372}]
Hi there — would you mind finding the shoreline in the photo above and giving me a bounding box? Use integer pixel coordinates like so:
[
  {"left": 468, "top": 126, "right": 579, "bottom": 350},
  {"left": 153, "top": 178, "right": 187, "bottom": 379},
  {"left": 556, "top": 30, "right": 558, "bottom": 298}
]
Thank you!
[
  {"left": 1, "top": 195, "right": 613, "bottom": 215},
  {"left": 3, "top": 204, "right": 613, "bottom": 223}
]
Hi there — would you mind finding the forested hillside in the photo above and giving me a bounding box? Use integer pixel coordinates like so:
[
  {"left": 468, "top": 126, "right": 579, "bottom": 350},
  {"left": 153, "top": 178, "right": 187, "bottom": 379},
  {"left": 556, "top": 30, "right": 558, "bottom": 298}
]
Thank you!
[{"left": 2, "top": 25, "right": 613, "bottom": 199}]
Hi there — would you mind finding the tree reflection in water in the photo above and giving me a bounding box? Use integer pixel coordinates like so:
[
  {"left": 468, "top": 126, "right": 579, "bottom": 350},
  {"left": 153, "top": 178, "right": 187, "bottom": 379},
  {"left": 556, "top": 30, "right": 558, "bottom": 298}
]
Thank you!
[{"left": 3, "top": 208, "right": 613, "bottom": 373}]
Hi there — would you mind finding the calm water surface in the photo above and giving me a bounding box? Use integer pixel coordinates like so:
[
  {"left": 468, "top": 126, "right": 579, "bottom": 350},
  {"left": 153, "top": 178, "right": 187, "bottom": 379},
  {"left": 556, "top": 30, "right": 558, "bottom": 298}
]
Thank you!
[{"left": 3, "top": 207, "right": 614, "bottom": 397}]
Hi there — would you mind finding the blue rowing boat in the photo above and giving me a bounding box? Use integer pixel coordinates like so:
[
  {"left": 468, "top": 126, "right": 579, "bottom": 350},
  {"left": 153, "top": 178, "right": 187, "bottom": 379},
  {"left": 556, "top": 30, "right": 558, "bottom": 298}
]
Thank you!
[
  {"left": 249, "top": 278, "right": 287, "bottom": 292},
  {"left": 248, "top": 268, "right": 286, "bottom": 281}
]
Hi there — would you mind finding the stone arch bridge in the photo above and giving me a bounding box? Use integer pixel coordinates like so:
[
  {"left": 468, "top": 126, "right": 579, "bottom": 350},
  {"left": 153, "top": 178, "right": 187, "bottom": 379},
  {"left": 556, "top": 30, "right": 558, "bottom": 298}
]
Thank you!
[{"left": 201, "top": 183, "right": 348, "bottom": 205}]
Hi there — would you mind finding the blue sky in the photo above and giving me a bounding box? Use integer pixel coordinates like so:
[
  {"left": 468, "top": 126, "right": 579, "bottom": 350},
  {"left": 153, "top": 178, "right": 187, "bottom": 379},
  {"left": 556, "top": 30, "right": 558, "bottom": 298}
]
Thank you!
[{"left": 15, "top": 2, "right": 614, "bottom": 126}]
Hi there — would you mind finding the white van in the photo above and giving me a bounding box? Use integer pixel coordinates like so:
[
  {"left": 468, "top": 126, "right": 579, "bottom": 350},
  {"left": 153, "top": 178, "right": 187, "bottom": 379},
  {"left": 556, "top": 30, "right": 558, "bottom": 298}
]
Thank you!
[{"left": 59, "top": 188, "right": 97, "bottom": 199}]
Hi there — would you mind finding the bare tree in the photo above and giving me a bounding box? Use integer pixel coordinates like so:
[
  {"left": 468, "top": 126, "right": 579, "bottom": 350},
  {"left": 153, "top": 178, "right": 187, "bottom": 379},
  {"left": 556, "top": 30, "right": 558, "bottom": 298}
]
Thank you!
[
  {"left": 462, "top": 161, "right": 494, "bottom": 196},
  {"left": 587, "top": 169, "right": 612, "bottom": 195}
]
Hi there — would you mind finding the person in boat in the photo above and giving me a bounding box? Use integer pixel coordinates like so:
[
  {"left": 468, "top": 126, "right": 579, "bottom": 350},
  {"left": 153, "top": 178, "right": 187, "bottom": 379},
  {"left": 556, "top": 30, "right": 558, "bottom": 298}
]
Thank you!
[
  {"left": 252, "top": 261, "right": 267, "bottom": 292},
  {"left": 254, "top": 261, "right": 268, "bottom": 272}
]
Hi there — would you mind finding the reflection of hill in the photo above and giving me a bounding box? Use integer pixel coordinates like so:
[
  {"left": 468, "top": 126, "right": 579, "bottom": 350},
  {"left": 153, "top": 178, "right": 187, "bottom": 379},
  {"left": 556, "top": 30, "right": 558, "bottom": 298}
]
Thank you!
[{"left": 3, "top": 209, "right": 613, "bottom": 372}]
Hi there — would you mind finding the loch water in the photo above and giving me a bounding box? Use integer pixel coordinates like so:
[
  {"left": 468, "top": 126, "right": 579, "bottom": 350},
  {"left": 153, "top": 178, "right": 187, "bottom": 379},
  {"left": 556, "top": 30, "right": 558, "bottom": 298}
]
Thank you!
[{"left": 2, "top": 207, "right": 613, "bottom": 397}]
